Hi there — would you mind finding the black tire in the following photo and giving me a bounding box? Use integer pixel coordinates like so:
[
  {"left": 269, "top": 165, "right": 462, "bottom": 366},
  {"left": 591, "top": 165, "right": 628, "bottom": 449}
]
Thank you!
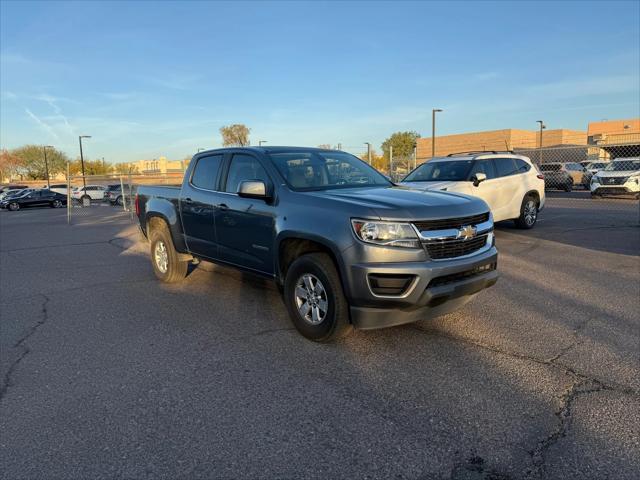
[
  {"left": 514, "top": 195, "right": 538, "bottom": 229},
  {"left": 283, "top": 252, "right": 353, "bottom": 342},
  {"left": 564, "top": 181, "right": 573, "bottom": 192},
  {"left": 8, "top": 202, "right": 19, "bottom": 211},
  {"left": 116, "top": 195, "right": 124, "bottom": 206},
  {"left": 149, "top": 224, "right": 188, "bottom": 283},
  {"left": 51, "top": 199, "right": 63, "bottom": 208}
]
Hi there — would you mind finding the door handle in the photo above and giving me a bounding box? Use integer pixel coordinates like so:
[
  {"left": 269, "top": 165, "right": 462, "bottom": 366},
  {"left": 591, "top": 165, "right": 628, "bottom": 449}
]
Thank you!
[
  {"left": 217, "top": 203, "right": 228, "bottom": 210},
  {"left": 183, "top": 197, "right": 193, "bottom": 204}
]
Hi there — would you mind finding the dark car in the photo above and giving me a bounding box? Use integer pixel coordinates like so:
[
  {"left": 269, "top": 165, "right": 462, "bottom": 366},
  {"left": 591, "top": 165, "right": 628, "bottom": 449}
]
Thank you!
[
  {"left": 1, "top": 189, "right": 67, "bottom": 211},
  {"left": 136, "top": 146, "right": 499, "bottom": 342},
  {"left": 0, "top": 184, "right": 29, "bottom": 193}
]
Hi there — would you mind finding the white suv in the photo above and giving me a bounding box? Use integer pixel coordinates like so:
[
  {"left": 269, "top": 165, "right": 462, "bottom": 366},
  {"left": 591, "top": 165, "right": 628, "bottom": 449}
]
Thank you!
[
  {"left": 71, "top": 185, "right": 106, "bottom": 201},
  {"left": 590, "top": 157, "right": 640, "bottom": 198},
  {"left": 401, "top": 152, "right": 545, "bottom": 228}
]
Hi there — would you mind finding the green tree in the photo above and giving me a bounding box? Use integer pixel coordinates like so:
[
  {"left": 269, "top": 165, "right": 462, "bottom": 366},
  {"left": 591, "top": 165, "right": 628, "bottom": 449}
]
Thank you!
[
  {"left": 69, "top": 158, "right": 113, "bottom": 176},
  {"left": 381, "top": 131, "right": 421, "bottom": 160},
  {"left": 220, "top": 124, "right": 251, "bottom": 146},
  {"left": 112, "top": 162, "right": 139, "bottom": 175},
  {"left": 10, "top": 145, "right": 69, "bottom": 180}
]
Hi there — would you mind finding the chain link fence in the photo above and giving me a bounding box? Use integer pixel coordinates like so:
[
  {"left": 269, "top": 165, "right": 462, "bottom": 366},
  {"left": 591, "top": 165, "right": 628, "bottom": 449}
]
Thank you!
[{"left": 66, "top": 173, "right": 183, "bottom": 224}]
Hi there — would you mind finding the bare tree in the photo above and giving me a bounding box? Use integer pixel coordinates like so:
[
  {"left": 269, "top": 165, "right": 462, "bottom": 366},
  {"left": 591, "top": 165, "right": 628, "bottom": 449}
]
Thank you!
[{"left": 220, "top": 124, "right": 251, "bottom": 146}]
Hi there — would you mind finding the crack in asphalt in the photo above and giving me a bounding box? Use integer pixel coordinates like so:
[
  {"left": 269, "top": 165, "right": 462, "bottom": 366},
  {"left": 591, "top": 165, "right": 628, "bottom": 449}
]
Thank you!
[
  {"left": 546, "top": 317, "right": 593, "bottom": 364},
  {"left": 411, "top": 324, "right": 638, "bottom": 479},
  {"left": 0, "top": 294, "right": 50, "bottom": 401}
]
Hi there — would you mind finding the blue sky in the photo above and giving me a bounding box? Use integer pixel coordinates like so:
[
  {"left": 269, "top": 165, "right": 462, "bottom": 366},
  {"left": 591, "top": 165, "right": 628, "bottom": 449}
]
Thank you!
[{"left": 1, "top": 0, "right": 639, "bottom": 162}]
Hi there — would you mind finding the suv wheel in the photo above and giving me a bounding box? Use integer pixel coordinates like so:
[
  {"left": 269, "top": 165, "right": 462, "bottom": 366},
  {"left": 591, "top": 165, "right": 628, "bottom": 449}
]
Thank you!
[
  {"left": 8, "top": 202, "right": 19, "bottom": 211},
  {"left": 284, "top": 252, "right": 352, "bottom": 342},
  {"left": 149, "top": 225, "right": 188, "bottom": 283},
  {"left": 116, "top": 195, "right": 124, "bottom": 206},
  {"left": 514, "top": 195, "right": 538, "bottom": 229}
]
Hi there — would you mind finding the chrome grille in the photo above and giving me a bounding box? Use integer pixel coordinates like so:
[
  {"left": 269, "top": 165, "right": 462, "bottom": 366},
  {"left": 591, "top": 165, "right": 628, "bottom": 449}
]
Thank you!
[
  {"left": 413, "top": 212, "right": 490, "bottom": 231},
  {"left": 424, "top": 234, "right": 489, "bottom": 260}
]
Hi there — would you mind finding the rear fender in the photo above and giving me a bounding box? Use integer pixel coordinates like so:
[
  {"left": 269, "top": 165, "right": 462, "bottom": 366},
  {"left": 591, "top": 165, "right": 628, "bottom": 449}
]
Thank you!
[{"left": 144, "top": 197, "right": 187, "bottom": 253}]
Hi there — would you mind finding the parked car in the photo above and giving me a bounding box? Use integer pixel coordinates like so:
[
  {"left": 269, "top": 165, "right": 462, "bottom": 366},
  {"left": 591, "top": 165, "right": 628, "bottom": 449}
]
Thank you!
[
  {"left": 49, "top": 183, "right": 70, "bottom": 196},
  {"left": 136, "top": 147, "right": 499, "bottom": 342},
  {"left": 400, "top": 152, "right": 545, "bottom": 228},
  {"left": 590, "top": 158, "right": 640, "bottom": 198},
  {"left": 583, "top": 161, "right": 609, "bottom": 184},
  {"left": 103, "top": 184, "right": 131, "bottom": 206},
  {"left": 539, "top": 163, "right": 574, "bottom": 191},
  {"left": 71, "top": 184, "right": 106, "bottom": 202},
  {"left": 564, "top": 162, "right": 589, "bottom": 187},
  {"left": 0, "top": 189, "right": 67, "bottom": 211},
  {"left": 0, "top": 185, "right": 28, "bottom": 194},
  {"left": 0, "top": 189, "right": 24, "bottom": 201}
]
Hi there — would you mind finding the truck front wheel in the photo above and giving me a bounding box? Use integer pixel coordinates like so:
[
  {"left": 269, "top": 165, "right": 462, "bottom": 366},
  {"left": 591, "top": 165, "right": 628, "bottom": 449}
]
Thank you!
[
  {"left": 149, "top": 226, "right": 188, "bottom": 283},
  {"left": 284, "top": 252, "right": 352, "bottom": 342}
]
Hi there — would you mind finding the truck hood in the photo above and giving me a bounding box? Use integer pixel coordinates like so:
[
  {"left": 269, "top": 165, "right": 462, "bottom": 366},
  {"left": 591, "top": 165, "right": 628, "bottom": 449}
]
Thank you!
[
  {"left": 305, "top": 186, "right": 489, "bottom": 221},
  {"left": 400, "top": 180, "right": 460, "bottom": 191}
]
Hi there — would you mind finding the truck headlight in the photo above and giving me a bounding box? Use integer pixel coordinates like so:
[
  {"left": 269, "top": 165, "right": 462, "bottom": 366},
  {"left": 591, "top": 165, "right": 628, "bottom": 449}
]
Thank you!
[{"left": 351, "top": 219, "right": 421, "bottom": 248}]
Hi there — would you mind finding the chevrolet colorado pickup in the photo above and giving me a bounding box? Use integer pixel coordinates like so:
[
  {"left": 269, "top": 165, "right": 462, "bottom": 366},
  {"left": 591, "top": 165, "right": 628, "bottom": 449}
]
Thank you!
[{"left": 136, "top": 147, "right": 498, "bottom": 341}]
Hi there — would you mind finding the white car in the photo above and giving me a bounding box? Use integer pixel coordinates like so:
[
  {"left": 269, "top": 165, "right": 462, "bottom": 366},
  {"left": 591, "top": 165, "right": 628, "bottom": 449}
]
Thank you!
[
  {"left": 71, "top": 185, "right": 106, "bottom": 201},
  {"left": 401, "top": 152, "right": 546, "bottom": 228},
  {"left": 590, "top": 158, "right": 640, "bottom": 198}
]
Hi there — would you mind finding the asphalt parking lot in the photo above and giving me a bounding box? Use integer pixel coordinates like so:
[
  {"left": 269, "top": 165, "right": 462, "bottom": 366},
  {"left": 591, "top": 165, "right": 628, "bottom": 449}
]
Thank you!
[{"left": 1, "top": 195, "right": 638, "bottom": 480}]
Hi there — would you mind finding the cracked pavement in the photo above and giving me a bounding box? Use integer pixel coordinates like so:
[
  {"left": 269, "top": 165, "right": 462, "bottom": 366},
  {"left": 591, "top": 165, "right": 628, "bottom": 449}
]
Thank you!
[{"left": 1, "top": 197, "right": 638, "bottom": 479}]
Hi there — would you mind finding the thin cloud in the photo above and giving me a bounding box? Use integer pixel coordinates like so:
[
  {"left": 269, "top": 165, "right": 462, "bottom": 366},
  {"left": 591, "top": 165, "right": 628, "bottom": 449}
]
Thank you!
[{"left": 25, "top": 108, "right": 60, "bottom": 141}]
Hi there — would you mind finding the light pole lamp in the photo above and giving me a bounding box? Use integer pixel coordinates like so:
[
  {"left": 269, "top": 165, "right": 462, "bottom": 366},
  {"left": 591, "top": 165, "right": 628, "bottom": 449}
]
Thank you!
[
  {"left": 78, "top": 135, "right": 91, "bottom": 188},
  {"left": 43, "top": 145, "right": 54, "bottom": 188},
  {"left": 432, "top": 108, "right": 443, "bottom": 158},
  {"left": 536, "top": 120, "right": 546, "bottom": 164},
  {"left": 364, "top": 142, "right": 372, "bottom": 164}
]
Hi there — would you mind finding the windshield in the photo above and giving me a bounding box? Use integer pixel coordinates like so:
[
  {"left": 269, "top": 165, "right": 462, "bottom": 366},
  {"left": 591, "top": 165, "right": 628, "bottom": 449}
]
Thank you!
[
  {"left": 403, "top": 160, "right": 474, "bottom": 182},
  {"left": 587, "top": 163, "right": 606, "bottom": 169},
  {"left": 268, "top": 151, "right": 391, "bottom": 191},
  {"left": 604, "top": 160, "right": 640, "bottom": 172}
]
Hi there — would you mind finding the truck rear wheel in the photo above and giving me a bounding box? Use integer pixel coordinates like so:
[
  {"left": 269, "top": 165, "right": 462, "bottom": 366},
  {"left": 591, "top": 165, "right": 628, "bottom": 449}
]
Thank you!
[
  {"left": 284, "top": 252, "right": 353, "bottom": 342},
  {"left": 149, "top": 225, "right": 188, "bottom": 283}
]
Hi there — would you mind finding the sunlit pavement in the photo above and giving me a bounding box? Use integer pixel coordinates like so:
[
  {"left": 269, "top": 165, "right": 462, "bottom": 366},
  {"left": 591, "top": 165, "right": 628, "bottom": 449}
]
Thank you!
[{"left": 1, "top": 198, "right": 638, "bottom": 480}]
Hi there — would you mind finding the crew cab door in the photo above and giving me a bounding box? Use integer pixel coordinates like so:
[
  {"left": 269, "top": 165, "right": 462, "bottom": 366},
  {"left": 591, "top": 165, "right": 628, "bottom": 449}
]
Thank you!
[
  {"left": 215, "top": 152, "right": 276, "bottom": 275},
  {"left": 180, "top": 153, "right": 224, "bottom": 260}
]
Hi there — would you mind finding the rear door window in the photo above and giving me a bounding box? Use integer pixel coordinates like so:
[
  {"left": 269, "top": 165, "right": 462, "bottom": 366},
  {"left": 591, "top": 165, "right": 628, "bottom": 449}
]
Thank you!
[
  {"left": 191, "top": 154, "right": 223, "bottom": 190},
  {"left": 514, "top": 159, "right": 531, "bottom": 174}
]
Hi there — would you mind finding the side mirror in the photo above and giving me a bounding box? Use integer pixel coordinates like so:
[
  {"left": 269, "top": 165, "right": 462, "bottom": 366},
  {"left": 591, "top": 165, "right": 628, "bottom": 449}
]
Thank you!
[
  {"left": 238, "top": 180, "right": 270, "bottom": 200},
  {"left": 471, "top": 172, "right": 487, "bottom": 187}
]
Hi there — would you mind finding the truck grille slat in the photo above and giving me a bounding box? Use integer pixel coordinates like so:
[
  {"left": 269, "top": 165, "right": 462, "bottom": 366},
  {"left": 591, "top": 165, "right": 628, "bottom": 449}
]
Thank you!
[
  {"left": 413, "top": 212, "right": 489, "bottom": 231},
  {"left": 423, "top": 234, "right": 489, "bottom": 260}
]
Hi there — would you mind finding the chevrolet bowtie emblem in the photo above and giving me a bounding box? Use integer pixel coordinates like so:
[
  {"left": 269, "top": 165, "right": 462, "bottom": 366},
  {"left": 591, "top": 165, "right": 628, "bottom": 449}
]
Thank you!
[{"left": 457, "top": 225, "right": 477, "bottom": 240}]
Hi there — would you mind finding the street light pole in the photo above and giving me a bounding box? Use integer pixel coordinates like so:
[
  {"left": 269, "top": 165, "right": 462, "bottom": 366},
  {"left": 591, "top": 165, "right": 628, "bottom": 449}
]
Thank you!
[
  {"left": 432, "top": 108, "right": 443, "bottom": 159},
  {"left": 364, "top": 142, "right": 371, "bottom": 165},
  {"left": 536, "top": 120, "right": 546, "bottom": 164},
  {"left": 42, "top": 145, "right": 53, "bottom": 188},
  {"left": 78, "top": 135, "right": 91, "bottom": 188}
]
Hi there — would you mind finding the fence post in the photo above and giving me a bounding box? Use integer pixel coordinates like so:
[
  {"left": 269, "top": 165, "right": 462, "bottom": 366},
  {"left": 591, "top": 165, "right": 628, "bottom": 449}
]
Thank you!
[
  {"left": 128, "top": 169, "right": 134, "bottom": 221},
  {"left": 66, "top": 162, "right": 71, "bottom": 225},
  {"left": 119, "top": 175, "right": 127, "bottom": 212}
]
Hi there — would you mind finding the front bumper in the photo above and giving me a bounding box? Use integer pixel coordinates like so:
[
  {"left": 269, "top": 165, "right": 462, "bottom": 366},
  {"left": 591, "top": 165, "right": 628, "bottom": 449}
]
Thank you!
[
  {"left": 347, "top": 246, "right": 498, "bottom": 330},
  {"left": 590, "top": 180, "right": 640, "bottom": 195}
]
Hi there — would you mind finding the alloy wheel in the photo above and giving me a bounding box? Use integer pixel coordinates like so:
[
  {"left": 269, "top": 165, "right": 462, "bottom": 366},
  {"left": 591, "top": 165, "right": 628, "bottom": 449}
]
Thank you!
[
  {"left": 294, "top": 273, "right": 328, "bottom": 325},
  {"left": 154, "top": 240, "right": 169, "bottom": 274},
  {"left": 524, "top": 200, "right": 537, "bottom": 226}
]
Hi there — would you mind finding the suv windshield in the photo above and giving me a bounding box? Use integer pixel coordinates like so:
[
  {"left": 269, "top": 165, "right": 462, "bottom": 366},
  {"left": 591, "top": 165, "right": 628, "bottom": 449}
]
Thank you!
[
  {"left": 604, "top": 160, "right": 640, "bottom": 172},
  {"left": 269, "top": 151, "right": 391, "bottom": 191},
  {"left": 403, "top": 160, "right": 474, "bottom": 182}
]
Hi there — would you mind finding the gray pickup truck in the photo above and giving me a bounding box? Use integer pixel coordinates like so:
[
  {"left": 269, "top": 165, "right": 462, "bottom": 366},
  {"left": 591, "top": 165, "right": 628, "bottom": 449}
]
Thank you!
[{"left": 136, "top": 147, "right": 498, "bottom": 341}]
